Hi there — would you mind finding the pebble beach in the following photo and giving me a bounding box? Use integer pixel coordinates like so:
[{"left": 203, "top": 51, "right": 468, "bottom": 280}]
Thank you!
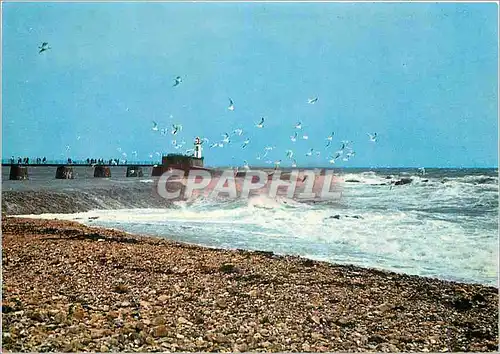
[{"left": 2, "top": 217, "right": 498, "bottom": 352}]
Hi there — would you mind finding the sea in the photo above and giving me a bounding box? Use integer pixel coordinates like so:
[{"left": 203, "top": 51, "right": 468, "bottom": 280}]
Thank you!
[{"left": 2, "top": 166, "right": 498, "bottom": 286}]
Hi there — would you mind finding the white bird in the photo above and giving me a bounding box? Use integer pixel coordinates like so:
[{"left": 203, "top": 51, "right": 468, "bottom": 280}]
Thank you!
[
  {"left": 228, "top": 98, "right": 235, "bottom": 111},
  {"left": 264, "top": 146, "right": 274, "bottom": 151},
  {"left": 152, "top": 121, "right": 159, "bottom": 131},
  {"left": 307, "top": 97, "right": 318, "bottom": 104},
  {"left": 274, "top": 160, "right": 282, "bottom": 167},
  {"left": 210, "top": 142, "right": 218, "bottom": 148},
  {"left": 242, "top": 138, "right": 250, "bottom": 148},
  {"left": 291, "top": 159, "right": 297, "bottom": 168},
  {"left": 218, "top": 142, "right": 224, "bottom": 148},
  {"left": 368, "top": 133, "right": 377, "bottom": 142},
  {"left": 286, "top": 150, "right": 294, "bottom": 159},
  {"left": 295, "top": 121, "right": 302, "bottom": 129},
  {"left": 173, "top": 76, "right": 182, "bottom": 87},
  {"left": 222, "top": 133, "right": 230, "bottom": 144},
  {"left": 290, "top": 132, "right": 298, "bottom": 142},
  {"left": 160, "top": 128, "right": 168, "bottom": 136},
  {"left": 327, "top": 132, "right": 334, "bottom": 141},
  {"left": 243, "top": 160, "right": 250, "bottom": 170},
  {"left": 306, "top": 148, "right": 314, "bottom": 157},
  {"left": 328, "top": 156, "right": 336, "bottom": 164},
  {"left": 418, "top": 167, "right": 426, "bottom": 176},
  {"left": 233, "top": 128, "right": 243, "bottom": 136},
  {"left": 76, "top": 135, "right": 81, "bottom": 141},
  {"left": 302, "top": 134, "right": 309, "bottom": 140},
  {"left": 256, "top": 117, "right": 265, "bottom": 128}
]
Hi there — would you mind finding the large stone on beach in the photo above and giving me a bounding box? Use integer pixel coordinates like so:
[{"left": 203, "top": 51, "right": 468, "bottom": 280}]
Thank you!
[
  {"left": 9, "top": 166, "right": 28, "bottom": 180},
  {"left": 126, "top": 166, "right": 144, "bottom": 177},
  {"left": 55, "top": 166, "right": 74, "bottom": 179},
  {"left": 94, "top": 166, "right": 111, "bottom": 178}
]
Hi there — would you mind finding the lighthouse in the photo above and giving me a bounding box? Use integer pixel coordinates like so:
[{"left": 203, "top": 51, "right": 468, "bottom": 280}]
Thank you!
[{"left": 194, "top": 137, "right": 203, "bottom": 158}]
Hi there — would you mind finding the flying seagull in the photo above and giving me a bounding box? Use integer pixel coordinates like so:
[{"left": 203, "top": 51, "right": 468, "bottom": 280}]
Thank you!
[
  {"left": 173, "top": 76, "right": 182, "bottom": 87},
  {"left": 38, "top": 42, "right": 50, "bottom": 54},
  {"left": 241, "top": 138, "right": 250, "bottom": 148},
  {"left": 152, "top": 121, "right": 159, "bottom": 131},
  {"left": 228, "top": 98, "right": 235, "bottom": 111},
  {"left": 286, "top": 150, "right": 294, "bottom": 159},
  {"left": 291, "top": 159, "right": 297, "bottom": 168},
  {"left": 290, "top": 132, "right": 298, "bottom": 142},
  {"left": 295, "top": 121, "right": 302, "bottom": 129},
  {"left": 306, "top": 148, "right": 314, "bottom": 157},
  {"left": 233, "top": 128, "right": 243, "bottom": 136},
  {"left": 256, "top": 117, "right": 265, "bottom": 128},
  {"left": 368, "top": 133, "right": 377, "bottom": 142},
  {"left": 171, "top": 124, "right": 182, "bottom": 135},
  {"left": 307, "top": 97, "right": 318, "bottom": 104},
  {"left": 222, "top": 133, "right": 230, "bottom": 144},
  {"left": 302, "top": 134, "right": 309, "bottom": 140}
]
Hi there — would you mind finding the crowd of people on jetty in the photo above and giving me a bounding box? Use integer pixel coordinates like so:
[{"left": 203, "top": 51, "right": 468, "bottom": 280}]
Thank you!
[{"left": 8, "top": 156, "right": 137, "bottom": 166}]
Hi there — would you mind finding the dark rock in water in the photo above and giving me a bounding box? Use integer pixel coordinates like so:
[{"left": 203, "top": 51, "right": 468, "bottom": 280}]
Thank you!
[
  {"left": 475, "top": 177, "right": 495, "bottom": 184},
  {"left": 330, "top": 215, "right": 341, "bottom": 219},
  {"left": 349, "top": 215, "right": 364, "bottom": 219},
  {"left": 94, "top": 166, "right": 111, "bottom": 178},
  {"left": 345, "top": 179, "right": 360, "bottom": 183},
  {"left": 10, "top": 166, "right": 28, "bottom": 180},
  {"left": 55, "top": 166, "right": 74, "bottom": 179},
  {"left": 126, "top": 166, "right": 144, "bottom": 177},
  {"left": 385, "top": 176, "right": 393, "bottom": 179},
  {"left": 394, "top": 178, "right": 412, "bottom": 186},
  {"left": 88, "top": 216, "right": 99, "bottom": 220},
  {"left": 421, "top": 179, "right": 429, "bottom": 182}
]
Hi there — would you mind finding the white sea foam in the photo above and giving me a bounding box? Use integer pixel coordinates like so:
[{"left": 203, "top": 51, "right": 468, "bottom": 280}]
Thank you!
[{"left": 17, "top": 170, "right": 498, "bottom": 286}]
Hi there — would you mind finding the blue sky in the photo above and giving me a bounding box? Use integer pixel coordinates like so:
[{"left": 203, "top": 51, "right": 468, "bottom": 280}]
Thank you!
[{"left": 2, "top": 2, "right": 498, "bottom": 167}]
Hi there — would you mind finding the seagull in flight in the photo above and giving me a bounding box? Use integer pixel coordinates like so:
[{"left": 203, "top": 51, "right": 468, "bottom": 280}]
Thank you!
[
  {"left": 171, "top": 124, "right": 182, "bottom": 135},
  {"left": 328, "top": 156, "right": 336, "bottom": 164},
  {"left": 307, "top": 97, "right": 318, "bottom": 104},
  {"left": 241, "top": 138, "right": 250, "bottom": 148},
  {"left": 38, "top": 42, "right": 50, "bottom": 54},
  {"left": 302, "top": 134, "right": 309, "bottom": 140},
  {"left": 233, "top": 128, "right": 243, "bottom": 136},
  {"left": 222, "top": 133, "right": 231, "bottom": 144},
  {"left": 210, "top": 142, "right": 218, "bottom": 148},
  {"left": 173, "top": 76, "right": 182, "bottom": 87},
  {"left": 290, "top": 132, "right": 298, "bottom": 142},
  {"left": 228, "top": 98, "right": 235, "bottom": 111},
  {"left": 368, "top": 133, "right": 377, "bottom": 142},
  {"left": 306, "top": 148, "right": 314, "bottom": 157},
  {"left": 291, "top": 159, "right": 297, "bottom": 168},
  {"left": 256, "top": 117, "right": 265, "bottom": 128},
  {"left": 286, "top": 150, "right": 294, "bottom": 159},
  {"left": 152, "top": 121, "right": 159, "bottom": 131},
  {"left": 295, "top": 121, "right": 302, "bottom": 129},
  {"left": 243, "top": 160, "right": 250, "bottom": 170}
]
